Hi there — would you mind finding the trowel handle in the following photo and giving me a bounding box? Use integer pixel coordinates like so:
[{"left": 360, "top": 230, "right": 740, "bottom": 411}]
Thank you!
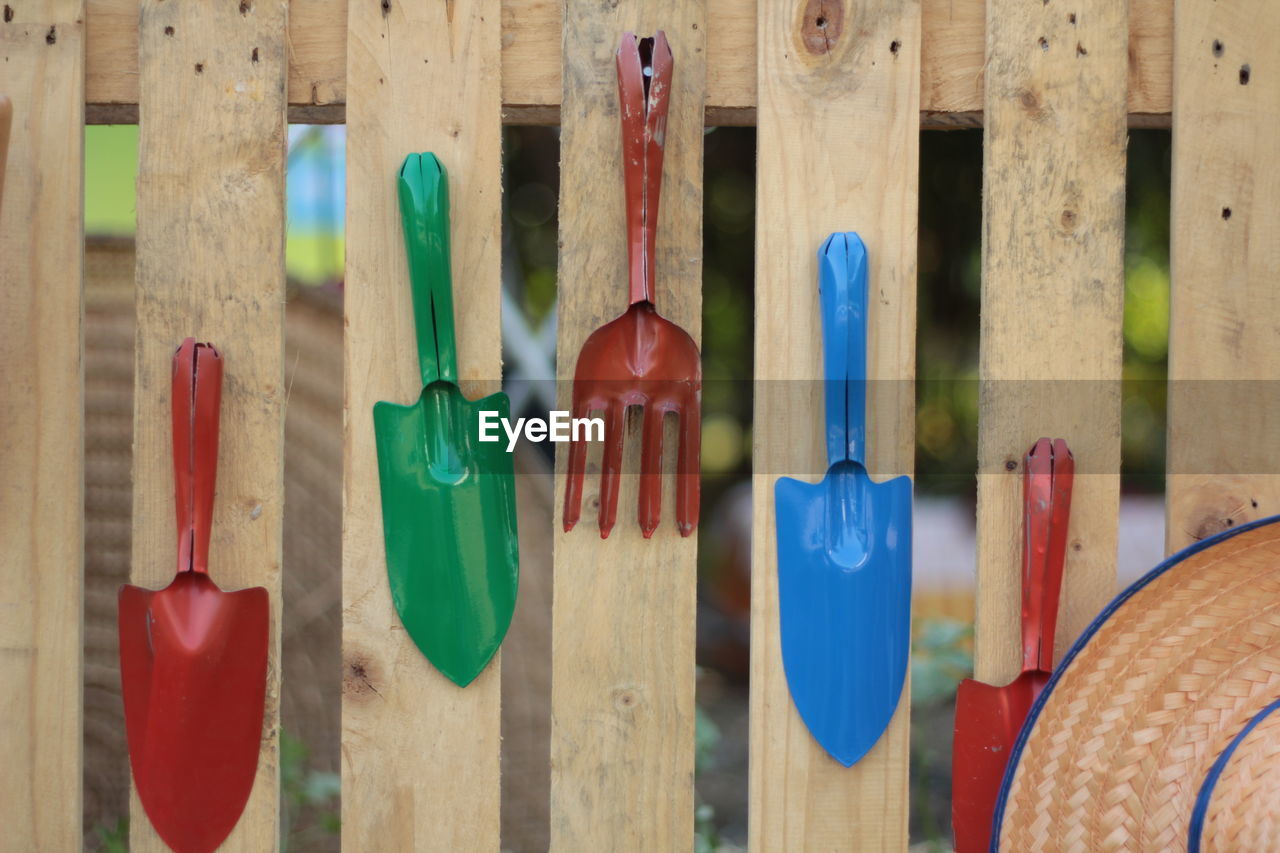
[
  {"left": 398, "top": 153, "right": 458, "bottom": 386},
  {"left": 172, "top": 339, "right": 223, "bottom": 575},
  {"left": 0, "top": 95, "right": 11, "bottom": 215},
  {"left": 617, "top": 31, "right": 672, "bottom": 307},
  {"left": 1021, "top": 437, "right": 1074, "bottom": 674},
  {"left": 818, "top": 232, "right": 868, "bottom": 467}
]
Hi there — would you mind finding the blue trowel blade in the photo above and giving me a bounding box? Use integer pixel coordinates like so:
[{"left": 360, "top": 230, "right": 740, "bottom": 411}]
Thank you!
[{"left": 776, "top": 464, "right": 912, "bottom": 766}]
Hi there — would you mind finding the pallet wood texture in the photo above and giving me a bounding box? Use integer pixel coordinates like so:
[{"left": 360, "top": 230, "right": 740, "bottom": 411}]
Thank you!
[
  {"left": 342, "top": 0, "right": 504, "bottom": 849},
  {"left": 131, "top": 1, "right": 287, "bottom": 848},
  {"left": 0, "top": 3, "right": 85, "bottom": 849},
  {"left": 82, "top": 0, "right": 1174, "bottom": 124},
  {"left": 749, "top": 1, "right": 920, "bottom": 849},
  {"left": 1167, "top": 0, "right": 1280, "bottom": 552},
  {"left": 549, "top": 3, "right": 705, "bottom": 849},
  {"left": 975, "top": 0, "right": 1128, "bottom": 685}
]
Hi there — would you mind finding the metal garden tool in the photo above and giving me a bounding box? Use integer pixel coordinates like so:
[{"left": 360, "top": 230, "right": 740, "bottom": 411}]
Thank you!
[
  {"left": 562, "top": 31, "right": 702, "bottom": 539},
  {"left": 118, "top": 339, "right": 269, "bottom": 853},
  {"left": 951, "top": 437, "right": 1074, "bottom": 853},
  {"left": 373, "top": 152, "right": 518, "bottom": 687},
  {"left": 774, "top": 233, "right": 913, "bottom": 767}
]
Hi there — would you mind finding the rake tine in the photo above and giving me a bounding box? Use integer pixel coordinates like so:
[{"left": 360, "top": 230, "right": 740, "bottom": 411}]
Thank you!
[
  {"left": 675, "top": 400, "right": 700, "bottom": 536},
  {"left": 597, "top": 402, "right": 628, "bottom": 538},
  {"left": 639, "top": 404, "right": 665, "bottom": 538},
  {"left": 562, "top": 398, "right": 592, "bottom": 532}
]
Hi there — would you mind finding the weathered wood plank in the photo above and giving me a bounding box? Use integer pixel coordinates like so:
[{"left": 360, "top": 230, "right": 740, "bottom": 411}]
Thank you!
[
  {"left": 342, "top": 0, "right": 505, "bottom": 849},
  {"left": 749, "top": 1, "right": 920, "bottom": 849},
  {"left": 132, "top": 0, "right": 287, "bottom": 848},
  {"left": 82, "top": 0, "right": 1176, "bottom": 122},
  {"left": 1166, "top": 0, "right": 1280, "bottom": 552},
  {"left": 975, "top": 0, "right": 1128, "bottom": 687},
  {"left": 0, "top": 3, "right": 85, "bottom": 849},
  {"left": 549, "top": 4, "right": 705, "bottom": 849}
]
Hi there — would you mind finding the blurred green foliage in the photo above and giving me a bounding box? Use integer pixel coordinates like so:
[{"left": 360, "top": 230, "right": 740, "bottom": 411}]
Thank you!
[
  {"left": 280, "top": 730, "right": 340, "bottom": 850},
  {"left": 910, "top": 618, "right": 974, "bottom": 847}
]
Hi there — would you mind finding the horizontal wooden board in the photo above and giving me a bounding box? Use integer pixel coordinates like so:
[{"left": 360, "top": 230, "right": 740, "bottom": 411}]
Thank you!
[{"left": 85, "top": 0, "right": 1172, "bottom": 123}]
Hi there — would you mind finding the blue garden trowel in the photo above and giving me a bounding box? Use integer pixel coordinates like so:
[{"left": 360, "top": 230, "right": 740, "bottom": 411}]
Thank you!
[{"left": 774, "top": 232, "right": 913, "bottom": 767}]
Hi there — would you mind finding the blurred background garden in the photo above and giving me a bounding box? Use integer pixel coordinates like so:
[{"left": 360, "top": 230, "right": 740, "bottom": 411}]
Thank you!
[{"left": 82, "top": 124, "right": 1172, "bottom": 851}]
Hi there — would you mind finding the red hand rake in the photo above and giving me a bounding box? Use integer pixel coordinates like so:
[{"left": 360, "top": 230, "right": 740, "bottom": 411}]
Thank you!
[{"left": 562, "top": 31, "right": 701, "bottom": 539}]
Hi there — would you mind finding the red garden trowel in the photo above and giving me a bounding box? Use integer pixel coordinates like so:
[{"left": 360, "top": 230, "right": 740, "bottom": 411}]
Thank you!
[
  {"left": 775, "top": 233, "right": 913, "bottom": 767},
  {"left": 562, "top": 31, "right": 702, "bottom": 539},
  {"left": 119, "top": 340, "right": 269, "bottom": 853},
  {"left": 952, "top": 437, "right": 1074, "bottom": 853}
]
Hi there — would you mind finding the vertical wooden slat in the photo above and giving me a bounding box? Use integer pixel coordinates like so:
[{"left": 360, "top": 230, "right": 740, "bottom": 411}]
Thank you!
[
  {"left": 550, "top": 3, "right": 705, "bottom": 849},
  {"left": 1167, "top": 0, "right": 1280, "bottom": 552},
  {"left": 976, "top": 0, "right": 1128, "bottom": 686},
  {"left": 749, "top": 1, "right": 920, "bottom": 849},
  {"left": 132, "top": 1, "right": 286, "bottom": 849},
  {"left": 0, "top": 3, "right": 85, "bottom": 848},
  {"left": 342, "top": 0, "right": 504, "bottom": 849}
]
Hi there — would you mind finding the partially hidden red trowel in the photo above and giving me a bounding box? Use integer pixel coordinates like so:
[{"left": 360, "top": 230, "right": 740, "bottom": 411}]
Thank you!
[
  {"left": 952, "top": 437, "right": 1073, "bottom": 853},
  {"left": 119, "top": 339, "right": 269, "bottom": 853}
]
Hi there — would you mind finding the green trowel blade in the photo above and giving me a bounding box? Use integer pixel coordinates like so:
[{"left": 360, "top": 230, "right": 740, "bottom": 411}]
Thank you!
[{"left": 374, "top": 385, "right": 518, "bottom": 686}]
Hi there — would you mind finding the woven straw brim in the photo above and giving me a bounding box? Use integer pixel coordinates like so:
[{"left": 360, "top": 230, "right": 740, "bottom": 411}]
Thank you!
[
  {"left": 996, "top": 517, "right": 1280, "bottom": 852},
  {"left": 1192, "top": 698, "right": 1280, "bottom": 852}
]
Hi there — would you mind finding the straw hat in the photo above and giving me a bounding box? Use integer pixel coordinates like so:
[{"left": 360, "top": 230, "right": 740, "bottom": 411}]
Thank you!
[{"left": 994, "top": 516, "right": 1280, "bottom": 851}]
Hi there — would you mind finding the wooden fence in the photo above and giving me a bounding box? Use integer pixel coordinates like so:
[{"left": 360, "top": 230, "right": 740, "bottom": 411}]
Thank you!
[{"left": 2, "top": 0, "right": 1276, "bottom": 850}]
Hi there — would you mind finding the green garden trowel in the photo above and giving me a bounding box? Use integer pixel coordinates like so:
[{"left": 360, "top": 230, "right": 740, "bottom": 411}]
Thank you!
[{"left": 373, "top": 153, "right": 519, "bottom": 687}]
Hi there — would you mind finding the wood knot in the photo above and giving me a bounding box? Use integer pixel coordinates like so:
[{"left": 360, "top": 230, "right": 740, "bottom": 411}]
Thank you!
[
  {"left": 1061, "top": 209, "right": 1078, "bottom": 229},
  {"left": 1018, "top": 88, "right": 1049, "bottom": 121},
  {"left": 1191, "top": 515, "right": 1236, "bottom": 542},
  {"left": 800, "top": 0, "right": 843, "bottom": 56},
  {"left": 344, "top": 654, "right": 382, "bottom": 698},
  {"left": 613, "top": 686, "right": 641, "bottom": 711}
]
